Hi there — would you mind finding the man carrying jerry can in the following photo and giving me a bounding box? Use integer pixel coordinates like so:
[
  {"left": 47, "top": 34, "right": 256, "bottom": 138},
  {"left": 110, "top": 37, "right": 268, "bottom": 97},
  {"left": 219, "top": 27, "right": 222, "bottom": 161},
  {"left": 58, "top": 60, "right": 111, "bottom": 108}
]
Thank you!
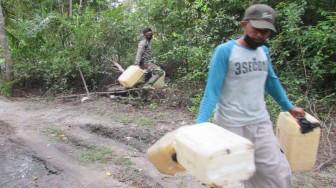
[{"left": 135, "top": 28, "right": 164, "bottom": 90}]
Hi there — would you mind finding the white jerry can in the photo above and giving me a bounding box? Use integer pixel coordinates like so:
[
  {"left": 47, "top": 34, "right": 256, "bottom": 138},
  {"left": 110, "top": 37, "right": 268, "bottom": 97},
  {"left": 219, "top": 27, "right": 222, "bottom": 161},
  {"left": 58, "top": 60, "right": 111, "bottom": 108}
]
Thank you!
[
  {"left": 146, "top": 129, "right": 186, "bottom": 175},
  {"left": 174, "top": 123, "right": 256, "bottom": 187},
  {"left": 118, "top": 65, "right": 143, "bottom": 88}
]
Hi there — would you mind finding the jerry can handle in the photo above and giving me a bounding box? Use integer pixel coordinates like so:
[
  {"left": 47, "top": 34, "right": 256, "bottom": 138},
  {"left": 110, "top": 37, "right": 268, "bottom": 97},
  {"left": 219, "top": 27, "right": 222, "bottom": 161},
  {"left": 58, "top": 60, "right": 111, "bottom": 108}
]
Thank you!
[
  {"left": 171, "top": 153, "right": 178, "bottom": 162},
  {"left": 296, "top": 116, "right": 321, "bottom": 134}
]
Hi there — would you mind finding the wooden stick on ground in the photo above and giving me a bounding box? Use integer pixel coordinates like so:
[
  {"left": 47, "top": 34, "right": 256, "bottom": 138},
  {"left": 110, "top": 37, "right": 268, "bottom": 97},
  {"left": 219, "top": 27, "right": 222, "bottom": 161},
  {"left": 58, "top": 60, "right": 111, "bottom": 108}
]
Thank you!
[
  {"left": 112, "top": 61, "right": 125, "bottom": 73},
  {"left": 77, "top": 64, "right": 90, "bottom": 97},
  {"left": 53, "top": 88, "right": 140, "bottom": 99}
]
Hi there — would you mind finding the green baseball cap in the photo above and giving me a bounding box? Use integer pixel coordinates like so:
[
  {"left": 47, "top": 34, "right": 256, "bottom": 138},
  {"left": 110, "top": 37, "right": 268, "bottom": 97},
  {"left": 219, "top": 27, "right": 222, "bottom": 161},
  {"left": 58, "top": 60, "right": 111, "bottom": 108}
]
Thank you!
[{"left": 243, "top": 4, "right": 276, "bottom": 32}]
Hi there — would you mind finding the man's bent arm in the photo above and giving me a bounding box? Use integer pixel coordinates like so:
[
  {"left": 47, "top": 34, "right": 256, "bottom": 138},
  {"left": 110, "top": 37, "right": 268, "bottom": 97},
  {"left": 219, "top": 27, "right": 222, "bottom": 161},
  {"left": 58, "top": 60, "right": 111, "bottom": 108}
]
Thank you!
[{"left": 263, "top": 46, "right": 294, "bottom": 111}]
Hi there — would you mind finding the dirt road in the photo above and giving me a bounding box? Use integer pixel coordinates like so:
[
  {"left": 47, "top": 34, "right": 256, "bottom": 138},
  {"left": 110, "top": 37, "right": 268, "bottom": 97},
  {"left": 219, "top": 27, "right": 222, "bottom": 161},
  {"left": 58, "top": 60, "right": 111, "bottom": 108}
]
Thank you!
[
  {"left": 0, "top": 96, "right": 335, "bottom": 188},
  {"left": 0, "top": 96, "right": 214, "bottom": 188}
]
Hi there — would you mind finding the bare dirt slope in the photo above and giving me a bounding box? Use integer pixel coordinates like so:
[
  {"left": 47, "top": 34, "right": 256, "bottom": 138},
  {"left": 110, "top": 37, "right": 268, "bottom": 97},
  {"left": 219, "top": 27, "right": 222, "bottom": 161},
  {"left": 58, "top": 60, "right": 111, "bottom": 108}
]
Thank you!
[
  {"left": 0, "top": 95, "right": 335, "bottom": 188},
  {"left": 0, "top": 96, "right": 212, "bottom": 188}
]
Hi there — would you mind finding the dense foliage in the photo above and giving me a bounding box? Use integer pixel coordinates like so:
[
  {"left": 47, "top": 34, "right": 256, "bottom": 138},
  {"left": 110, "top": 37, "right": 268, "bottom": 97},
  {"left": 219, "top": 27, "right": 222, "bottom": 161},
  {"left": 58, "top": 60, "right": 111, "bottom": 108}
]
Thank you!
[{"left": 0, "top": 0, "right": 335, "bottom": 118}]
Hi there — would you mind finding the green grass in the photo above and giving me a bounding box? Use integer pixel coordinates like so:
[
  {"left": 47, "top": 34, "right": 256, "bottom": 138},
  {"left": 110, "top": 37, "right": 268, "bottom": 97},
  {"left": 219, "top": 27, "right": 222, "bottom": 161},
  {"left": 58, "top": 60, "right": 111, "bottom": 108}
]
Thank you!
[
  {"left": 79, "top": 145, "right": 114, "bottom": 163},
  {"left": 44, "top": 126, "right": 65, "bottom": 141},
  {"left": 150, "top": 102, "right": 157, "bottom": 110},
  {"left": 89, "top": 123, "right": 103, "bottom": 132},
  {"left": 121, "top": 117, "right": 133, "bottom": 124},
  {"left": 78, "top": 145, "right": 134, "bottom": 168},
  {"left": 137, "top": 117, "right": 157, "bottom": 127},
  {"left": 116, "top": 156, "right": 132, "bottom": 168}
]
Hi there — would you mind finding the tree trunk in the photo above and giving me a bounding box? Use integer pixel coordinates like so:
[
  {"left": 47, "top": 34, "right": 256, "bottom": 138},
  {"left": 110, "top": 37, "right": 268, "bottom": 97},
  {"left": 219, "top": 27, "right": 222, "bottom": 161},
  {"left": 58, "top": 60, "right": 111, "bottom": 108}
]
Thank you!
[
  {"left": 0, "top": 2, "right": 13, "bottom": 81},
  {"left": 59, "top": 2, "right": 64, "bottom": 16},
  {"left": 78, "top": 0, "right": 82, "bottom": 14},
  {"left": 69, "top": 0, "right": 72, "bottom": 16}
]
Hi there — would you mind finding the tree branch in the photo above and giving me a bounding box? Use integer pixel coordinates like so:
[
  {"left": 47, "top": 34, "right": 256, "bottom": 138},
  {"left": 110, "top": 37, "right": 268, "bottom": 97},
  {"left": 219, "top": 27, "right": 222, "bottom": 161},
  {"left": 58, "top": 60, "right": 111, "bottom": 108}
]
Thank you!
[{"left": 112, "top": 61, "right": 125, "bottom": 73}]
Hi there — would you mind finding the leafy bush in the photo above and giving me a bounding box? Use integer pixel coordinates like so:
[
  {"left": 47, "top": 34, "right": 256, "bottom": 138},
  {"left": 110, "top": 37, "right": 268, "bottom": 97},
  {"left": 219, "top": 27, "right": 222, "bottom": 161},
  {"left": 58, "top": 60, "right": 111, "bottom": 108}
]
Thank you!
[
  {"left": 1, "top": 0, "right": 335, "bottom": 116},
  {"left": 271, "top": 1, "right": 336, "bottom": 105},
  {"left": 6, "top": 3, "right": 139, "bottom": 94}
]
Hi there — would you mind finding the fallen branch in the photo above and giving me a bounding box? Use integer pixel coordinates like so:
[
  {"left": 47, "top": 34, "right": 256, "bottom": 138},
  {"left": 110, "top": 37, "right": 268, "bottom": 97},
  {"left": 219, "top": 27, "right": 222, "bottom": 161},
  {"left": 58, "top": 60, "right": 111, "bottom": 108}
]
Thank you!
[
  {"left": 53, "top": 89, "right": 141, "bottom": 99},
  {"left": 110, "top": 95, "right": 141, "bottom": 101},
  {"left": 104, "top": 83, "right": 120, "bottom": 87},
  {"left": 55, "top": 93, "right": 88, "bottom": 99},
  {"left": 95, "top": 88, "right": 141, "bottom": 95},
  {"left": 112, "top": 61, "right": 125, "bottom": 73},
  {"left": 314, "top": 156, "right": 336, "bottom": 171}
]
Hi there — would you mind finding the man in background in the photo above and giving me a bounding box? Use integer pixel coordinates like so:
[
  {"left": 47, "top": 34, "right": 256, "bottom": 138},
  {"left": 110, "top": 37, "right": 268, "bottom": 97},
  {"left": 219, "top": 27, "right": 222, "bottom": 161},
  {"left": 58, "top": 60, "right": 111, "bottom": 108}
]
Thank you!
[{"left": 135, "top": 28, "right": 164, "bottom": 90}]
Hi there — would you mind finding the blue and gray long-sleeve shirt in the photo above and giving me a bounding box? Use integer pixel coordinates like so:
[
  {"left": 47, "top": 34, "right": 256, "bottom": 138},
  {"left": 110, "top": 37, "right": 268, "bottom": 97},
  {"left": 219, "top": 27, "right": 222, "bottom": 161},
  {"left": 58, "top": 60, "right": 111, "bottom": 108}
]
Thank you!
[{"left": 196, "top": 40, "right": 293, "bottom": 127}]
